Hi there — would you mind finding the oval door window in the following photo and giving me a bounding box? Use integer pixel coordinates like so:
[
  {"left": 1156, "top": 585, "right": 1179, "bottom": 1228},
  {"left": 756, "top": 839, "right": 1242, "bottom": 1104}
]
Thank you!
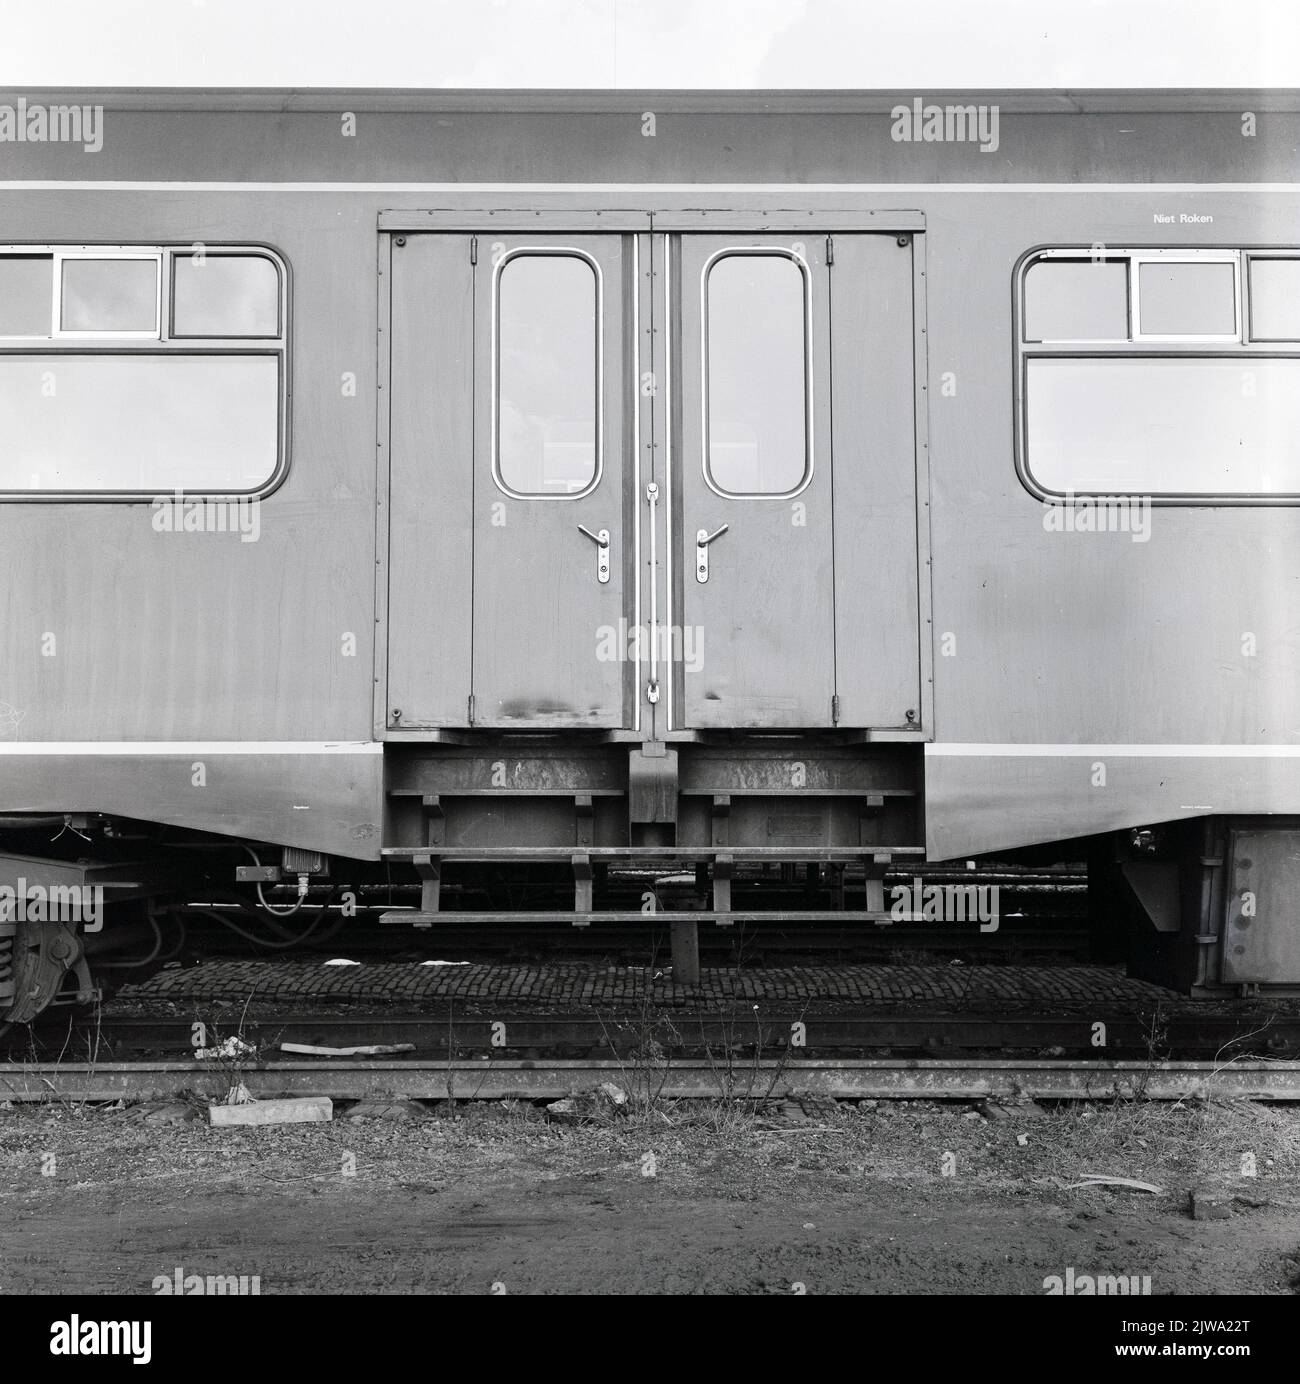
[
  {"left": 704, "top": 250, "right": 810, "bottom": 497},
  {"left": 494, "top": 251, "right": 601, "bottom": 498}
]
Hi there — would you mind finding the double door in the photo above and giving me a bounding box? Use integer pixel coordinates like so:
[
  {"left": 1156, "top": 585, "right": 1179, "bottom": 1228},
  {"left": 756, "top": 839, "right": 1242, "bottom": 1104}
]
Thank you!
[{"left": 385, "top": 226, "right": 922, "bottom": 733}]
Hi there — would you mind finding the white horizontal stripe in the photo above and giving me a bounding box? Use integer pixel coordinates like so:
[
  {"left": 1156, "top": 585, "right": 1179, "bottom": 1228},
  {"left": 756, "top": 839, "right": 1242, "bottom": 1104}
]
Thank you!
[
  {"left": 7, "top": 741, "right": 1298, "bottom": 758},
  {"left": 927, "top": 743, "right": 1300, "bottom": 758},
  {"left": 0, "top": 741, "right": 382, "bottom": 755},
  {"left": 0, "top": 181, "right": 1297, "bottom": 194}
]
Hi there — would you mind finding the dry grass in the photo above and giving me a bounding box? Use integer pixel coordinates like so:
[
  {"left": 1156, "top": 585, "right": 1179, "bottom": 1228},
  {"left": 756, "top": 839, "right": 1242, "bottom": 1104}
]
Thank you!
[{"left": 1032, "top": 1096, "right": 1300, "bottom": 1194}]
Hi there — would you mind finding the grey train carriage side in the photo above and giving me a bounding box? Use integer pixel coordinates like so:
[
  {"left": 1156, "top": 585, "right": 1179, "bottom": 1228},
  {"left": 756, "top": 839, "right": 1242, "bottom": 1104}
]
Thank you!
[{"left": 1, "top": 87, "right": 1299, "bottom": 1023}]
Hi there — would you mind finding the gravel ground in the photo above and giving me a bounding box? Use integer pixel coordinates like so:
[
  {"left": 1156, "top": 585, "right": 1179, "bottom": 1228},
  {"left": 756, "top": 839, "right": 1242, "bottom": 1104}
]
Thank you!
[{"left": 1, "top": 1093, "right": 1298, "bottom": 1295}]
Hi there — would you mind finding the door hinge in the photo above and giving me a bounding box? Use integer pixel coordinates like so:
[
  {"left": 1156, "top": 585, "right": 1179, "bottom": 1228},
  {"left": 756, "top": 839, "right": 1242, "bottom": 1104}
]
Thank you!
[
  {"left": 831, "top": 693, "right": 841, "bottom": 725},
  {"left": 470, "top": 236, "right": 478, "bottom": 265},
  {"left": 825, "top": 235, "right": 834, "bottom": 266},
  {"left": 467, "top": 693, "right": 476, "bottom": 724}
]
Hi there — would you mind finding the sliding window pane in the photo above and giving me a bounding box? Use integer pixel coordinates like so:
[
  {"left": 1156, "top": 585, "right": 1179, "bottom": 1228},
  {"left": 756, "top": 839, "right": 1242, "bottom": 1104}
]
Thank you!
[
  {"left": 172, "top": 254, "right": 280, "bottom": 337},
  {"left": 1248, "top": 258, "right": 1300, "bottom": 341},
  {"left": 61, "top": 258, "right": 158, "bottom": 333},
  {"left": 1138, "top": 261, "right": 1236, "bottom": 337},
  {"left": 0, "top": 256, "right": 53, "bottom": 336},
  {"left": 1023, "top": 259, "right": 1128, "bottom": 341}
]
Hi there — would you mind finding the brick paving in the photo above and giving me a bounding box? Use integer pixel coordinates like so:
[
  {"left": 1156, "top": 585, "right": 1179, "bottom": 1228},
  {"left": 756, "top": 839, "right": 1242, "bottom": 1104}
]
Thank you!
[{"left": 120, "top": 961, "right": 1187, "bottom": 1012}]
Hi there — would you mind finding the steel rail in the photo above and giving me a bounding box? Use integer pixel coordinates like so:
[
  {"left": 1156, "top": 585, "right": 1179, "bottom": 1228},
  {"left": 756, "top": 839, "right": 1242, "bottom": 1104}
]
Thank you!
[
  {"left": 19, "top": 1011, "right": 1300, "bottom": 1059},
  {"left": 2, "top": 1058, "right": 1299, "bottom": 1102}
]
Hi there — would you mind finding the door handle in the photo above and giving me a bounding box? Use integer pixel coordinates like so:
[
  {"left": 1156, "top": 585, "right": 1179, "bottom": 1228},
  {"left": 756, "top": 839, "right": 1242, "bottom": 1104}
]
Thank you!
[
  {"left": 577, "top": 525, "right": 611, "bottom": 584},
  {"left": 695, "top": 524, "right": 729, "bottom": 583}
]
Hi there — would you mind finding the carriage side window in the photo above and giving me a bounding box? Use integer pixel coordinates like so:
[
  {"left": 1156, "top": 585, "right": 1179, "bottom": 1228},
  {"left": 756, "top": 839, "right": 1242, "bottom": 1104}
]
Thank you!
[
  {"left": 1135, "top": 259, "right": 1238, "bottom": 339},
  {"left": 0, "top": 256, "right": 54, "bottom": 336},
  {"left": 172, "top": 253, "right": 280, "bottom": 337},
  {"left": 1023, "top": 259, "right": 1128, "bottom": 342},
  {"left": 0, "top": 250, "right": 163, "bottom": 340},
  {"left": 494, "top": 250, "right": 600, "bottom": 498},
  {"left": 0, "top": 244, "right": 288, "bottom": 497},
  {"left": 1248, "top": 257, "right": 1300, "bottom": 342},
  {"left": 61, "top": 256, "right": 160, "bottom": 335},
  {"left": 1025, "top": 357, "right": 1300, "bottom": 496},
  {"left": 704, "top": 250, "right": 810, "bottom": 496},
  {"left": 1018, "top": 246, "right": 1300, "bottom": 501}
]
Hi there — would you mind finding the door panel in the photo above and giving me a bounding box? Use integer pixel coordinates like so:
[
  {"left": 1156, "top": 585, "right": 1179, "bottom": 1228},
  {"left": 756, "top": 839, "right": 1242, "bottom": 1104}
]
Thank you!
[
  {"left": 829, "top": 234, "right": 922, "bottom": 729},
  {"left": 387, "top": 233, "right": 475, "bottom": 728},
  {"left": 471, "top": 236, "right": 630, "bottom": 728},
  {"left": 674, "top": 235, "right": 835, "bottom": 728}
]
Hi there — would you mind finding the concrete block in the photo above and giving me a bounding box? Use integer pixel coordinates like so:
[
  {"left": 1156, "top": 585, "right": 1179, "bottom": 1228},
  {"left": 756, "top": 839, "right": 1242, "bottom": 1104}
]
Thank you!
[{"left": 209, "top": 1096, "right": 333, "bottom": 1127}]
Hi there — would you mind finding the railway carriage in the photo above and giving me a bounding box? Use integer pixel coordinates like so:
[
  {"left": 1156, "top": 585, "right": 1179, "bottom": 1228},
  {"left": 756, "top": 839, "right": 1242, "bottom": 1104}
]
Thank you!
[{"left": 2, "top": 87, "right": 1299, "bottom": 1022}]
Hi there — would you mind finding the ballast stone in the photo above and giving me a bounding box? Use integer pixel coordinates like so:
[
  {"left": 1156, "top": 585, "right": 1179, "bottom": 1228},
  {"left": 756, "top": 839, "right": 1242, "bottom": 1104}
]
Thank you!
[{"left": 345, "top": 1098, "right": 426, "bottom": 1122}]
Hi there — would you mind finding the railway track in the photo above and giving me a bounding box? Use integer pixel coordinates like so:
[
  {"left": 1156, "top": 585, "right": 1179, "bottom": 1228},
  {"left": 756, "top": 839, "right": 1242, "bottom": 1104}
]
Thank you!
[
  {"left": 2, "top": 1057, "right": 1299, "bottom": 1103},
  {"left": 13, "top": 1008, "right": 1300, "bottom": 1060},
  {"left": 10, "top": 954, "right": 1296, "bottom": 1103}
]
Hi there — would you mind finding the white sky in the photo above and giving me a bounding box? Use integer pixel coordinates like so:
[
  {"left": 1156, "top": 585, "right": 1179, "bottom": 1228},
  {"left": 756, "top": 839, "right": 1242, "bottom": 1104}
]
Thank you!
[{"left": 0, "top": 0, "right": 1295, "bottom": 89}]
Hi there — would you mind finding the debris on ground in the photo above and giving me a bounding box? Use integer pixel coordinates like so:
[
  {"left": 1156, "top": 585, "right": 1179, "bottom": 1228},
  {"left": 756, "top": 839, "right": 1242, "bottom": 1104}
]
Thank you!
[
  {"left": 281, "top": 1042, "right": 416, "bottom": 1057},
  {"left": 1068, "top": 1174, "right": 1166, "bottom": 1195},
  {"left": 194, "top": 1036, "right": 259, "bottom": 1062},
  {"left": 545, "top": 1084, "right": 629, "bottom": 1125}
]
